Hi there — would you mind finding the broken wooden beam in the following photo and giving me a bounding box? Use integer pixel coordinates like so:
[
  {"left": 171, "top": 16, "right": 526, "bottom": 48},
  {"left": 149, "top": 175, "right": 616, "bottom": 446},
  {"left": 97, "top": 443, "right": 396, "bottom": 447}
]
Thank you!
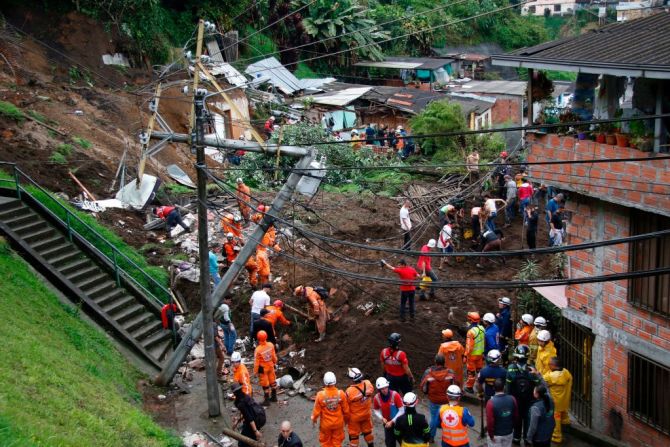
[
  {"left": 68, "top": 171, "right": 97, "bottom": 201},
  {"left": 283, "top": 303, "right": 312, "bottom": 320}
]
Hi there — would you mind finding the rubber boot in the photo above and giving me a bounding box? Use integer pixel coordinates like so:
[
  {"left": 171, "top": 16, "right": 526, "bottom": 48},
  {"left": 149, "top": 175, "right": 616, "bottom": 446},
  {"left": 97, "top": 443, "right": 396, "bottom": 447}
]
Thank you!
[
  {"left": 263, "top": 392, "right": 271, "bottom": 406},
  {"left": 271, "top": 388, "right": 277, "bottom": 402},
  {"left": 317, "top": 332, "right": 326, "bottom": 342}
]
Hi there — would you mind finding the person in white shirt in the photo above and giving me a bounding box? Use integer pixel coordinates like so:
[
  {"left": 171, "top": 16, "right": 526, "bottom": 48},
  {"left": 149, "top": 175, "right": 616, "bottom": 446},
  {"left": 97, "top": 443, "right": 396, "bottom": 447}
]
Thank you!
[
  {"left": 437, "top": 224, "right": 454, "bottom": 271},
  {"left": 399, "top": 199, "right": 412, "bottom": 250},
  {"left": 248, "top": 283, "right": 272, "bottom": 336},
  {"left": 483, "top": 196, "right": 507, "bottom": 233}
]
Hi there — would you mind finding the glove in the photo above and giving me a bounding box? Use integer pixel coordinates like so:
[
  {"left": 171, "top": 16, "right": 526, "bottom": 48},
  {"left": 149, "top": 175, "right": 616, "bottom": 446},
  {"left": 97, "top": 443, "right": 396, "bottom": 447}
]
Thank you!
[{"left": 258, "top": 365, "right": 264, "bottom": 374}]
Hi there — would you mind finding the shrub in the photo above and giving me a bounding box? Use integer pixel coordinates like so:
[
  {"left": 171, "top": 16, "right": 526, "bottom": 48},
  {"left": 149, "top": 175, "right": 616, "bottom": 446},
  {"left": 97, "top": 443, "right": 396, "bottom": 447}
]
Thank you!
[
  {"left": 49, "top": 152, "right": 67, "bottom": 164},
  {"left": 0, "top": 101, "right": 24, "bottom": 123},
  {"left": 73, "top": 137, "right": 92, "bottom": 150},
  {"left": 56, "top": 143, "right": 74, "bottom": 156}
]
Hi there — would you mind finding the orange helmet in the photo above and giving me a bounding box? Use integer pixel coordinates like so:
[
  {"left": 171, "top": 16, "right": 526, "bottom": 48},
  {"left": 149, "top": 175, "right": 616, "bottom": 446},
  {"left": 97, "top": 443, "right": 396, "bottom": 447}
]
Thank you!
[
  {"left": 467, "top": 312, "right": 481, "bottom": 323},
  {"left": 273, "top": 300, "right": 283, "bottom": 308},
  {"left": 441, "top": 329, "right": 454, "bottom": 339},
  {"left": 257, "top": 330, "right": 268, "bottom": 342}
]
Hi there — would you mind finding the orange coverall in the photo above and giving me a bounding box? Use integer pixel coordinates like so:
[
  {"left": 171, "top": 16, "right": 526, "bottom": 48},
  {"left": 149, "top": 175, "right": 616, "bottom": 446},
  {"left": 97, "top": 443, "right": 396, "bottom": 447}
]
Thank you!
[
  {"left": 256, "top": 247, "right": 271, "bottom": 284},
  {"left": 345, "top": 380, "right": 374, "bottom": 447},
  {"left": 303, "top": 286, "right": 328, "bottom": 337},
  {"left": 220, "top": 214, "right": 243, "bottom": 239},
  {"left": 515, "top": 324, "right": 533, "bottom": 346},
  {"left": 222, "top": 240, "right": 239, "bottom": 264},
  {"left": 437, "top": 340, "right": 465, "bottom": 386},
  {"left": 264, "top": 305, "right": 291, "bottom": 332},
  {"left": 254, "top": 340, "right": 277, "bottom": 397},
  {"left": 312, "top": 385, "right": 350, "bottom": 447},
  {"left": 245, "top": 256, "right": 258, "bottom": 287},
  {"left": 233, "top": 362, "right": 252, "bottom": 397},
  {"left": 236, "top": 183, "right": 251, "bottom": 221}
]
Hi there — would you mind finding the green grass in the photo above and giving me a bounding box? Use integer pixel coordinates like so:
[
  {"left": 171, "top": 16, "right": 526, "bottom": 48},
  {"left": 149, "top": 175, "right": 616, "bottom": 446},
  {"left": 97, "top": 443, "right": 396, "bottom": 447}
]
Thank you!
[
  {"left": 163, "top": 183, "right": 193, "bottom": 195},
  {"left": 73, "top": 136, "right": 92, "bottom": 150},
  {"left": 27, "top": 110, "right": 47, "bottom": 124},
  {"left": 0, "top": 238, "right": 181, "bottom": 447},
  {"left": 0, "top": 170, "right": 170, "bottom": 302},
  {"left": 56, "top": 143, "right": 73, "bottom": 156},
  {"left": 0, "top": 101, "right": 24, "bottom": 123},
  {"left": 294, "top": 62, "right": 319, "bottom": 79},
  {"left": 48, "top": 151, "right": 67, "bottom": 164}
]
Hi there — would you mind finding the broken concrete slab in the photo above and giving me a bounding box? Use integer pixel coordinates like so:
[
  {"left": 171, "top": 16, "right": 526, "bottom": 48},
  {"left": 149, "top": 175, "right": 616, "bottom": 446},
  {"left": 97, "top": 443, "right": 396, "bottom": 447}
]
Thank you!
[
  {"left": 102, "top": 53, "right": 130, "bottom": 67},
  {"left": 116, "top": 174, "right": 161, "bottom": 210}
]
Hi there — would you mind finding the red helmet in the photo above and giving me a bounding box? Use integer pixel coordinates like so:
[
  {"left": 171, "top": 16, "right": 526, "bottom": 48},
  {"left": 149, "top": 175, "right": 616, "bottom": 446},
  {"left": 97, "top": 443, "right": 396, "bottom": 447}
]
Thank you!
[
  {"left": 500, "top": 151, "right": 508, "bottom": 158},
  {"left": 273, "top": 300, "right": 284, "bottom": 308},
  {"left": 257, "top": 330, "right": 268, "bottom": 342},
  {"left": 257, "top": 204, "right": 266, "bottom": 212}
]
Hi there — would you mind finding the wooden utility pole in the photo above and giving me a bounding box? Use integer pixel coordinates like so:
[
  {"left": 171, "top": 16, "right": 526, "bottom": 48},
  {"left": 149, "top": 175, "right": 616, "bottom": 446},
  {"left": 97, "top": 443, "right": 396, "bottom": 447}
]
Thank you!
[{"left": 137, "top": 83, "right": 161, "bottom": 187}]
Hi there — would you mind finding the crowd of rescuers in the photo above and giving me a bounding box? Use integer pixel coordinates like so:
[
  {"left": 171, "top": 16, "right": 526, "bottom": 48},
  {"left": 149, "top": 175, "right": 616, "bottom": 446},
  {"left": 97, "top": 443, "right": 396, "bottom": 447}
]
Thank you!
[{"left": 219, "top": 290, "right": 570, "bottom": 447}]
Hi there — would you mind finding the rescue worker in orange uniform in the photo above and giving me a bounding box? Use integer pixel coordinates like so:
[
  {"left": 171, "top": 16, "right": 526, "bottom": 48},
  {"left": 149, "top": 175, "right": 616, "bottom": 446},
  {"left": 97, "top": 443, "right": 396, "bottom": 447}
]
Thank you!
[
  {"left": 514, "top": 314, "right": 534, "bottom": 347},
  {"left": 222, "top": 232, "right": 241, "bottom": 266},
  {"left": 245, "top": 255, "right": 259, "bottom": 288},
  {"left": 464, "top": 312, "right": 485, "bottom": 393},
  {"left": 294, "top": 285, "right": 329, "bottom": 342},
  {"left": 312, "top": 371, "right": 350, "bottom": 447},
  {"left": 264, "top": 300, "right": 291, "bottom": 334},
  {"left": 253, "top": 330, "right": 278, "bottom": 405},
  {"left": 236, "top": 178, "right": 252, "bottom": 222},
  {"left": 439, "top": 385, "right": 475, "bottom": 446},
  {"left": 221, "top": 212, "right": 243, "bottom": 239},
  {"left": 256, "top": 246, "right": 271, "bottom": 285},
  {"left": 253, "top": 204, "right": 282, "bottom": 252},
  {"left": 231, "top": 351, "right": 252, "bottom": 396},
  {"left": 345, "top": 367, "right": 375, "bottom": 447},
  {"left": 437, "top": 329, "right": 465, "bottom": 387}
]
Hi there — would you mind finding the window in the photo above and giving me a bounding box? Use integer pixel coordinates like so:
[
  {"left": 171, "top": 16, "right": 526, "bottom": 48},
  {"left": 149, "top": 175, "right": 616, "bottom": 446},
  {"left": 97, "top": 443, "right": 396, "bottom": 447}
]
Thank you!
[
  {"left": 629, "top": 209, "right": 670, "bottom": 316},
  {"left": 628, "top": 352, "right": 670, "bottom": 434},
  {"left": 529, "top": 5, "right": 536, "bottom": 13},
  {"left": 554, "top": 4, "right": 561, "bottom": 12}
]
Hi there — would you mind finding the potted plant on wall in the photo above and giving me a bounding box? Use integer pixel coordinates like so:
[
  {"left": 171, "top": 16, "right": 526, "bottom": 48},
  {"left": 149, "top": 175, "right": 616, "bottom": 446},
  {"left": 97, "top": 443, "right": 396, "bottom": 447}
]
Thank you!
[{"left": 629, "top": 118, "right": 653, "bottom": 152}]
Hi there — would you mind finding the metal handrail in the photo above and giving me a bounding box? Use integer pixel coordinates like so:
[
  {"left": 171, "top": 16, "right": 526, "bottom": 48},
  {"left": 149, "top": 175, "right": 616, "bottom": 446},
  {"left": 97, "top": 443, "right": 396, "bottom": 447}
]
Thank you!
[{"left": 0, "top": 162, "right": 170, "bottom": 308}]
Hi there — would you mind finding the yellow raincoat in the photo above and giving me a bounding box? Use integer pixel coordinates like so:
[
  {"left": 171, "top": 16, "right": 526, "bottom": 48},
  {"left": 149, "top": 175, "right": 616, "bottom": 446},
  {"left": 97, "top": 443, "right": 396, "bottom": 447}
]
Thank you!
[
  {"left": 535, "top": 340, "right": 557, "bottom": 377},
  {"left": 528, "top": 328, "right": 539, "bottom": 363},
  {"left": 544, "top": 367, "right": 573, "bottom": 443}
]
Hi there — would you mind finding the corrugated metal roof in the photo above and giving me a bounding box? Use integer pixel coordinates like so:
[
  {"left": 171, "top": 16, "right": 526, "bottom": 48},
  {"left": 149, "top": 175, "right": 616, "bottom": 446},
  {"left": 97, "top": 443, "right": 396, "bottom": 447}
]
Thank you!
[
  {"left": 309, "top": 87, "right": 373, "bottom": 106},
  {"left": 355, "top": 57, "right": 454, "bottom": 70},
  {"left": 452, "top": 80, "right": 527, "bottom": 96},
  {"left": 209, "top": 62, "right": 247, "bottom": 87},
  {"left": 245, "top": 57, "right": 303, "bottom": 95},
  {"left": 493, "top": 11, "right": 670, "bottom": 77},
  {"left": 298, "top": 77, "right": 337, "bottom": 91}
]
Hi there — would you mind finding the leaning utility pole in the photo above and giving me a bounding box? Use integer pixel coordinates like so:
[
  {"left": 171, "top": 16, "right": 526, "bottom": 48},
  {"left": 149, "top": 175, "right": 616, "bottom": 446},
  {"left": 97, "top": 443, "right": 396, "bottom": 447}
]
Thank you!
[{"left": 194, "top": 90, "right": 220, "bottom": 417}]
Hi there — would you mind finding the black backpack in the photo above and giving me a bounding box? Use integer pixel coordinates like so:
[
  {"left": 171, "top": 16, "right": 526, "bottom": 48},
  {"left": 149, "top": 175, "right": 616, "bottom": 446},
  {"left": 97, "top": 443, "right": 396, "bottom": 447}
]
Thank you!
[
  {"left": 250, "top": 399, "right": 266, "bottom": 428},
  {"left": 314, "top": 286, "right": 329, "bottom": 300},
  {"left": 510, "top": 365, "right": 535, "bottom": 403}
]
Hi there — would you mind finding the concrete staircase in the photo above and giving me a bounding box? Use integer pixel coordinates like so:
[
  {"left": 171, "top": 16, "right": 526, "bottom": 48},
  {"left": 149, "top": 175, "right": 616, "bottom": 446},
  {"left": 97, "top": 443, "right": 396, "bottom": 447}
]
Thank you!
[{"left": 0, "top": 196, "right": 172, "bottom": 369}]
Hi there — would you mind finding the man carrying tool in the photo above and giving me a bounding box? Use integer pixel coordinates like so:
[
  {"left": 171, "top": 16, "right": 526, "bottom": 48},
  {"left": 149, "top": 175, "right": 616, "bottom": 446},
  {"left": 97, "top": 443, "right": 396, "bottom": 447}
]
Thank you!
[
  {"left": 264, "top": 299, "right": 291, "bottom": 335},
  {"left": 476, "top": 229, "right": 505, "bottom": 269},
  {"left": 152, "top": 205, "right": 191, "bottom": 236},
  {"left": 420, "top": 354, "right": 454, "bottom": 443},
  {"left": 393, "top": 392, "right": 431, "bottom": 446},
  {"left": 382, "top": 259, "right": 420, "bottom": 322},
  {"left": 253, "top": 329, "right": 278, "bottom": 406},
  {"left": 312, "top": 372, "right": 350, "bottom": 447},
  {"left": 294, "top": 285, "right": 329, "bottom": 342},
  {"left": 380, "top": 332, "right": 415, "bottom": 394},
  {"left": 236, "top": 178, "right": 252, "bottom": 222},
  {"left": 231, "top": 382, "right": 266, "bottom": 446},
  {"left": 222, "top": 232, "right": 241, "bottom": 266},
  {"left": 373, "top": 377, "right": 405, "bottom": 447},
  {"left": 417, "top": 239, "right": 438, "bottom": 301},
  {"left": 437, "top": 329, "right": 465, "bottom": 387},
  {"left": 231, "top": 351, "right": 252, "bottom": 396},
  {"left": 464, "top": 312, "right": 485, "bottom": 394},
  {"left": 345, "top": 367, "right": 375, "bottom": 447}
]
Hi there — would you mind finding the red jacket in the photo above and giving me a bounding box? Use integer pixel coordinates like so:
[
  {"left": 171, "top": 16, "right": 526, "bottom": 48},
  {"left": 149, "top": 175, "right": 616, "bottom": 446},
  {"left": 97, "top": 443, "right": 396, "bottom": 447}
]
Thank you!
[{"left": 155, "top": 206, "right": 175, "bottom": 220}]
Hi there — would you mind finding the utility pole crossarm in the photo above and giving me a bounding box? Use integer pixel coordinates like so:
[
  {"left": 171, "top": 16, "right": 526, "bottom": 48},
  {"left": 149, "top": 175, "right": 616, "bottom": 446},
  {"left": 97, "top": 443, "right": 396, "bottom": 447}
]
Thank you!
[{"left": 150, "top": 131, "right": 309, "bottom": 157}]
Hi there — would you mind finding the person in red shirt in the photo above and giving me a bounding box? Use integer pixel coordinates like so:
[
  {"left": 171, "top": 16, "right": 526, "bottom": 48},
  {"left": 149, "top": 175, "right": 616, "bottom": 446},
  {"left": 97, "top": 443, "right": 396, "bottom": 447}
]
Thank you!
[
  {"left": 152, "top": 205, "right": 191, "bottom": 235},
  {"left": 380, "top": 332, "right": 415, "bottom": 395},
  {"left": 518, "top": 177, "right": 534, "bottom": 222},
  {"left": 373, "top": 377, "right": 405, "bottom": 447},
  {"left": 264, "top": 116, "right": 275, "bottom": 139},
  {"left": 417, "top": 239, "right": 438, "bottom": 301},
  {"left": 382, "top": 258, "right": 419, "bottom": 321}
]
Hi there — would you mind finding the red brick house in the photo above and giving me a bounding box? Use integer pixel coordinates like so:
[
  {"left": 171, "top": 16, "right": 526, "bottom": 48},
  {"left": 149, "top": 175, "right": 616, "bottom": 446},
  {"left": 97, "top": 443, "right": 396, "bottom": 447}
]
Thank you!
[{"left": 493, "top": 13, "right": 670, "bottom": 446}]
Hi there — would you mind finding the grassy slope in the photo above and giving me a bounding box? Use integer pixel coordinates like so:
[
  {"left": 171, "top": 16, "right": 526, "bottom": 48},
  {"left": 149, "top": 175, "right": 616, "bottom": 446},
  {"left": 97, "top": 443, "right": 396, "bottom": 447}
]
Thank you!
[{"left": 0, "top": 239, "right": 180, "bottom": 446}]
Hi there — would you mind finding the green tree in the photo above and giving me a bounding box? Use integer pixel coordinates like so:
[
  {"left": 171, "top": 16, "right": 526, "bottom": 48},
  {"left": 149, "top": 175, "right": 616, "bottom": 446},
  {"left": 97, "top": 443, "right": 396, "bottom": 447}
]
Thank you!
[{"left": 409, "top": 100, "right": 466, "bottom": 157}]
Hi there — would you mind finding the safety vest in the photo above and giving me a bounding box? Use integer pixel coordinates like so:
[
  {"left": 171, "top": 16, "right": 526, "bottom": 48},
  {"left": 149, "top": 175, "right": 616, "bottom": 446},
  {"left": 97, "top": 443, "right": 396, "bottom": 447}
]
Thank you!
[
  {"left": 439, "top": 404, "right": 469, "bottom": 446},
  {"left": 468, "top": 325, "right": 485, "bottom": 356}
]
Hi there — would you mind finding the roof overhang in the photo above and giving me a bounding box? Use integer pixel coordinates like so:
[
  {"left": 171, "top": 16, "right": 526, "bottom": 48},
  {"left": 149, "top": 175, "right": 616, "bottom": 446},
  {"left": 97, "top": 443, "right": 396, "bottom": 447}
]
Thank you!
[
  {"left": 354, "top": 61, "right": 423, "bottom": 69},
  {"left": 492, "top": 55, "right": 670, "bottom": 80},
  {"left": 309, "top": 87, "right": 373, "bottom": 107}
]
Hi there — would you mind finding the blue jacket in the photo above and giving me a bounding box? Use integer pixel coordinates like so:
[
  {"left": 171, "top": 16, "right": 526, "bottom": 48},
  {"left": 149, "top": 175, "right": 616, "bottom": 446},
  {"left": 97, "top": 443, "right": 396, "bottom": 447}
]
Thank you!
[
  {"left": 496, "top": 307, "right": 512, "bottom": 339},
  {"left": 485, "top": 324, "right": 500, "bottom": 354},
  {"left": 478, "top": 365, "right": 508, "bottom": 398}
]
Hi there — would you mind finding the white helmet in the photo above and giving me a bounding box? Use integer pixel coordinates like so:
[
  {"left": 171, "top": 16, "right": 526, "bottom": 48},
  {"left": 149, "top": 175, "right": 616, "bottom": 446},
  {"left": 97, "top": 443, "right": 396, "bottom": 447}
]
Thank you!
[
  {"left": 348, "top": 367, "right": 363, "bottom": 382},
  {"left": 499, "top": 297, "right": 511, "bottom": 306},
  {"left": 487, "top": 349, "right": 502, "bottom": 364},
  {"left": 403, "top": 392, "right": 418, "bottom": 407},
  {"left": 427, "top": 239, "right": 437, "bottom": 248},
  {"left": 324, "top": 371, "right": 337, "bottom": 386},
  {"left": 233, "top": 214, "right": 243, "bottom": 223},
  {"left": 231, "top": 351, "right": 241, "bottom": 363},
  {"left": 521, "top": 314, "right": 534, "bottom": 325},
  {"left": 534, "top": 316, "right": 547, "bottom": 327},
  {"left": 226, "top": 232, "right": 234, "bottom": 239},
  {"left": 447, "top": 384, "right": 462, "bottom": 399},
  {"left": 376, "top": 377, "right": 390, "bottom": 389},
  {"left": 537, "top": 330, "right": 551, "bottom": 342},
  {"left": 236, "top": 178, "right": 243, "bottom": 184},
  {"left": 483, "top": 313, "right": 496, "bottom": 324}
]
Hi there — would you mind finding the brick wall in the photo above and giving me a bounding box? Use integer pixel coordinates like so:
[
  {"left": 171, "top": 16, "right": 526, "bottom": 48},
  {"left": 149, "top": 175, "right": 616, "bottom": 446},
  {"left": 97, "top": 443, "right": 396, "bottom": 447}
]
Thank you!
[
  {"left": 475, "top": 96, "right": 521, "bottom": 125},
  {"left": 564, "top": 195, "right": 670, "bottom": 446},
  {"left": 526, "top": 133, "right": 670, "bottom": 217}
]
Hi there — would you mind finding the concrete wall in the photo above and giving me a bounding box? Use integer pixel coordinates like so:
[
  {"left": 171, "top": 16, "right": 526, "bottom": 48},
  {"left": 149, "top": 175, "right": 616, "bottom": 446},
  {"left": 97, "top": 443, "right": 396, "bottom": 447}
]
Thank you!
[
  {"left": 561, "top": 196, "right": 670, "bottom": 446},
  {"left": 522, "top": 0, "right": 577, "bottom": 15},
  {"left": 526, "top": 133, "right": 670, "bottom": 217}
]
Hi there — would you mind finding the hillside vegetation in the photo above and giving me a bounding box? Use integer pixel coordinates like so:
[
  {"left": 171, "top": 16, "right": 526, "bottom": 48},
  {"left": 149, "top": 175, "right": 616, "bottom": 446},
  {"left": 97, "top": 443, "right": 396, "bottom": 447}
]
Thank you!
[{"left": 0, "top": 239, "right": 180, "bottom": 446}]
